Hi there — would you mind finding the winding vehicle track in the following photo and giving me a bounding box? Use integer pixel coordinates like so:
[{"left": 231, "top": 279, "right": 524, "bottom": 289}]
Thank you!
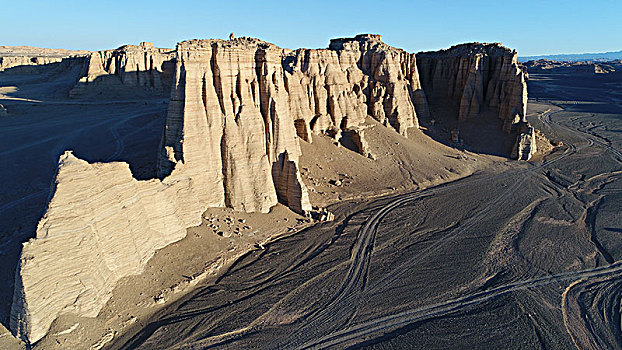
[
  {"left": 132, "top": 151, "right": 578, "bottom": 350},
  {"left": 112, "top": 102, "right": 622, "bottom": 350},
  {"left": 300, "top": 263, "right": 622, "bottom": 349},
  {"left": 562, "top": 276, "right": 622, "bottom": 350}
]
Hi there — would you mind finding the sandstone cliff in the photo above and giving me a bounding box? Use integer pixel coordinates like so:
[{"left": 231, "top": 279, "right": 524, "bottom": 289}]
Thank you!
[
  {"left": 69, "top": 42, "right": 175, "bottom": 98},
  {"left": 417, "top": 43, "right": 527, "bottom": 133},
  {"left": 10, "top": 35, "right": 536, "bottom": 344},
  {"left": 159, "top": 34, "right": 427, "bottom": 214},
  {"left": 0, "top": 46, "right": 88, "bottom": 73},
  {"left": 10, "top": 152, "right": 208, "bottom": 343},
  {"left": 416, "top": 43, "right": 538, "bottom": 158},
  {"left": 283, "top": 34, "right": 425, "bottom": 139},
  {"left": 0, "top": 56, "right": 65, "bottom": 71}
]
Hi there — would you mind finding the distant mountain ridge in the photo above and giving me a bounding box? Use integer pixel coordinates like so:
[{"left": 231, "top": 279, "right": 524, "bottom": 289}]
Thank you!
[{"left": 519, "top": 49, "right": 622, "bottom": 62}]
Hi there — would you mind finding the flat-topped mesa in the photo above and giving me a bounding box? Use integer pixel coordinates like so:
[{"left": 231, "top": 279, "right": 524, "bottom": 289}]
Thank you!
[
  {"left": 11, "top": 35, "right": 535, "bottom": 345},
  {"left": 160, "top": 34, "right": 428, "bottom": 214},
  {"left": 417, "top": 42, "right": 527, "bottom": 133},
  {"left": 69, "top": 43, "right": 176, "bottom": 98}
]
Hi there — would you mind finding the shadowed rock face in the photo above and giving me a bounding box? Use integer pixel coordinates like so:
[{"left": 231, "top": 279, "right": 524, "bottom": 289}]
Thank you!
[
  {"left": 417, "top": 43, "right": 528, "bottom": 133},
  {"left": 0, "top": 46, "right": 89, "bottom": 72},
  {"left": 0, "top": 56, "right": 66, "bottom": 71},
  {"left": 69, "top": 42, "right": 176, "bottom": 98},
  {"left": 9, "top": 35, "right": 535, "bottom": 344},
  {"left": 416, "top": 43, "right": 536, "bottom": 159}
]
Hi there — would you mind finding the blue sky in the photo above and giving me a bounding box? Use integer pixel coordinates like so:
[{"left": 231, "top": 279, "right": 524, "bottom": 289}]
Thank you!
[{"left": 2, "top": 0, "right": 620, "bottom": 56}]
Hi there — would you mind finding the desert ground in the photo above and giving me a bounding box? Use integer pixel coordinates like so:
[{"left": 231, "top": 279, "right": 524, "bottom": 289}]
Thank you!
[
  {"left": 1, "top": 53, "right": 621, "bottom": 349},
  {"left": 0, "top": 47, "right": 485, "bottom": 349},
  {"left": 105, "top": 71, "right": 621, "bottom": 349}
]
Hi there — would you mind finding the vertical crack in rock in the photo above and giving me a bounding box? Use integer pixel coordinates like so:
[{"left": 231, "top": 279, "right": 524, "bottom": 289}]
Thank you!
[
  {"left": 416, "top": 42, "right": 535, "bottom": 158},
  {"left": 158, "top": 57, "right": 186, "bottom": 177},
  {"left": 210, "top": 44, "right": 226, "bottom": 116},
  {"left": 255, "top": 47, "right": 273, "bottom": 163}
]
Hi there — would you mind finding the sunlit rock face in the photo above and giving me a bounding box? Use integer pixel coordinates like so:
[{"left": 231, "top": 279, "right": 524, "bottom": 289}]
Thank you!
[
  {"left": 159, "top": 34, "right": 429, "bottom": 213},
  {"left": 10, "top": 36, "right": 536, "bottom": 344}
]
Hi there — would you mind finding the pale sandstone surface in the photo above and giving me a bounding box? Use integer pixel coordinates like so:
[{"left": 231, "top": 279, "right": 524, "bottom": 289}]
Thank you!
[
  {"left": 10, "top": 151, "right": 208, "bottom": 343},
  {"left": 285, "top": 34, "right": 424, "bottom": 138},
  {"left": 32, "top": 204, "right": 310, "bottom": 350},
  {"left": 160, "top": 34, "right": 430, "bottom": 214},
  {"left": 511, "top": 123, "right": 537, "bottom": 160},
  {"left": 8, "top": 35, "right": 538, "bottom": 346}
]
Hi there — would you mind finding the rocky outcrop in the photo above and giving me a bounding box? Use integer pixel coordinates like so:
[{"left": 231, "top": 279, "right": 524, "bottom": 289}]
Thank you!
[
  {"left": 0, "top": 46, "right": 88, "bottom": 72},
  {"left": 69, "top": 42, "right": 176, "bottom": 98},
  {"left": 284, "top": 34, "right": 425, "bottom": 137},
  {"left": 416, "top": 43, "right": 544, "bottom": 159},
  {"left": 511, "top": 123, "right": 537, "bottom": 160},
  {"left": 0, "top": 56, "right": 64, "bottom": 71},
  {"left": 0, "top": 46, "right": 89, "bottom": 57},
  {"left": 11, "top": 35, "right": 537, "bottom": 344},
  {"left": 417, "top": 43, "right": 527, "bottom": 132},
  {"left": 160, "top": 35, "right": 427, "bottom": 213},
  {"left": 10, "top": 151, "right": 207, "bottom": 343},
  {"left": 524, "top": 59, "right": 622, "bottom": 75},
  {"left": 160, "top": 38, "right": 301, "bottom": 213}
]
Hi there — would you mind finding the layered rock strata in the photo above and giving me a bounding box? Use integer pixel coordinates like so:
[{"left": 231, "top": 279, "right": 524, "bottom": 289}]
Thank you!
[
  {"left": 159, "top": 35, "right": 427, "bottom": 213},
  {"left": 10, "top": 35, "right": 535, "bottom": 344},
  {"left": 0, "top": 46, "right": 89, "bottom": 73},
  {"left": 10, "top": 152, "right": 207, "bottom": 343},
  {"left": 417, "top": 43, "right": 528, "bottom": 132},
  {"left": 69, "top": 42, "right": 176, "bottom": 97},
  {"left": 284, "top": 34, "right": 425, "bottom": 139}
]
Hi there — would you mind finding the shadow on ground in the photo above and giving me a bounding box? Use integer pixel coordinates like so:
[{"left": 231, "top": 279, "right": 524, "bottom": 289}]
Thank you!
[{"left": 0, "top": 62, "right": 170, "bottom": 331}]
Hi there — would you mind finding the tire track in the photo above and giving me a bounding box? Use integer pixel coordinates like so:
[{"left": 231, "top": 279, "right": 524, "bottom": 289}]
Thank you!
[
  {"left": 562, "top": 276, "right": 622, "bottom": 350},
  {"left": 115, "top": 103, "right": 601, "bottom": 349},
  {"left": 300, "top": 263, "right": 622, "bottom": 349}
]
